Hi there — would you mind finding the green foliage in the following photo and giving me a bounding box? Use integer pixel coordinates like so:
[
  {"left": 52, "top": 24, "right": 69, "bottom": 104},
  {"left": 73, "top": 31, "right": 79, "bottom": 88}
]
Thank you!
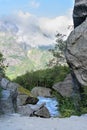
[
  {"left": 52, "top": 85, "right": 87, "bottom": 117},
  {"left": 59, "top": 97, "right": 77, "bottom": 117},
  {"left": 52, "top": 90, "right": 77, "bottom": 117},
  {"left": 0, "top": 52, "right": 7, "bottom": 77},
  {"left": 79, "top": 86, "right": 87, "bottom": 114},
  {"left": 13, "top": 65, "right": 70, "bottom": 90}
]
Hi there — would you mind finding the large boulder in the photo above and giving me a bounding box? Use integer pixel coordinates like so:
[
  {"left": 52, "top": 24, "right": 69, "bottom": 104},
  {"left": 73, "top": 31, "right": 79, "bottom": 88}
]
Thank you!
[
  {"left": 34, "top": 106, "right": 50, "bottom": 118},
  {"left": 66, "top": 19, "right": 87, "bottom": 86},
  {"left": 0, "top": 78, "right": 18, "bottom": 114},
  {"left": 17, "top": 94, "right": 29, "bottom": 106},
  {"left": 17, "top": 103, "right": 50, "bottom": 118},
  {"left": 31, "top": 103, "right": 51, "bottom": 118},
  {"left": 31, "top": 87, "right": 52, "bottom": 97},
  {"left": 52, "top": 74, "right": 73, "bottom": 97},
  {"left": 17, "top": 105, "right": 34, "bottom": 116},
  {"left": 0, "top": 90, "right": 15, "bottom": 114}
]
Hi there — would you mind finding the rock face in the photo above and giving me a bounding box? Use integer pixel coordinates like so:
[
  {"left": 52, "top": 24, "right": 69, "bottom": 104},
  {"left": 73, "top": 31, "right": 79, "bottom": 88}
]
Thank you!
[
  {"left": 66, "top": 19, "right": 87, "bottom": 86},
  {"left": 0, "top": 78, "right": 18, "bottom": 114},
  {"left": 31, "top": 87, "right": 52, "bottom": 97},
  {"left": 52, "top": 74, "right": 73, "bottom": 97},
  {"left": 0, "top": 90, "right": 15, "bottom": 113}
]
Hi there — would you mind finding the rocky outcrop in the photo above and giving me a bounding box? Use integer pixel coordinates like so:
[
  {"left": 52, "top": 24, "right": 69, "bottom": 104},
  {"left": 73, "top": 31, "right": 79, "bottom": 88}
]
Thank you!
[
  {"left": 65, "top": 19, "right": 87, "bottom": 111},
  {"left": 0, "top": 78, "right": 18, "bottom": 114},
  {"left": 31, "top": 87, "right": 52, "bottom": 97},
  {"left": 66, "top": 19, "right": 87, "bottom": 86},
  {"left": 52, "top": 74, "right": 73, "bottom": 97},
  {"left": 0, "top": 90, "right": 15, "bottom": 113}
]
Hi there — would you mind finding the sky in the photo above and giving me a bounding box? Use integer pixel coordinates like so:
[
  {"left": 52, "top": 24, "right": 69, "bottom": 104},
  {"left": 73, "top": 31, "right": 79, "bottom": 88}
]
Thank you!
[
  {"left": 0, "top": 0, "right": 74, "bottom": 17},
  {"left": 0, "top": 0, "right": 74, "bottom": 47}
]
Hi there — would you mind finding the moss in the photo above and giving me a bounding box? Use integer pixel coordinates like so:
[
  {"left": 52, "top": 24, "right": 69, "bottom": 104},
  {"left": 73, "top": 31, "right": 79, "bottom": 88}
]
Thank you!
[{"left": 18, "top": 86, "right": 33, "bottom": 97}]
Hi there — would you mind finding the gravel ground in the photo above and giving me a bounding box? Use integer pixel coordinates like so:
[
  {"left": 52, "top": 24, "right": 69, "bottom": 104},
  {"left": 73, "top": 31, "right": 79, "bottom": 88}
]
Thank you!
[{"left": 0, "top": 114, "right": 87, "bottom": 130}]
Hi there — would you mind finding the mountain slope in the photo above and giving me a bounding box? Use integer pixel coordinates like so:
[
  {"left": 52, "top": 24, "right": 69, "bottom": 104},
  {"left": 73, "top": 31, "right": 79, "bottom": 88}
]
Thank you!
[{"left": 0, "top": 20, "right": 54, "bottom": 79}]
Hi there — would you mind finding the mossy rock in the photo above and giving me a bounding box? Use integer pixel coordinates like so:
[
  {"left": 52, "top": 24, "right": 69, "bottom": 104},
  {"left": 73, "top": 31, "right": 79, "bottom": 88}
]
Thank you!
[
  {"left": 18, "top": 86, "right": 33, "bottom": 97},
  {"left": 17, "top": 86, "right": 39, "bottom": 105}
]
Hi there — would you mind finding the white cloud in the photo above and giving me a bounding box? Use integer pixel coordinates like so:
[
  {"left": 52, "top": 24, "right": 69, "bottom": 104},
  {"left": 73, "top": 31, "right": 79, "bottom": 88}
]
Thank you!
[
  {"left": 2, "top": 10, "right": 73, "bottom": 47},
  {"left": 29, "top": 0, "right": 40, "bottom": 8}
]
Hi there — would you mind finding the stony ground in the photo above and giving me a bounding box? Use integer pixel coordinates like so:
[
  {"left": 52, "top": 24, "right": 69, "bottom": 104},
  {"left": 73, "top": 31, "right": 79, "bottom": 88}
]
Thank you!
[{"left": 0, "top": 114, "right": 87, "bottom": 130}]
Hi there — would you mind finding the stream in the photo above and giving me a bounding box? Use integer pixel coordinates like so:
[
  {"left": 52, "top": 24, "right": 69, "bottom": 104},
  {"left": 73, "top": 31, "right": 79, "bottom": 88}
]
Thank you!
[{"left": 37, "top": 96, "right": 59, "bottom": 117}]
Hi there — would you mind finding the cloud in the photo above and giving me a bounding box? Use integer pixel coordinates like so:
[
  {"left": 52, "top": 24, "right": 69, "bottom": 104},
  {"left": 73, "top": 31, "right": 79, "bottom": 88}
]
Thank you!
[
  {"left": 29, "top": 0, "right": 40, "bottom": 8},
  {"left": 1, "top": 10, "right": 73, "bottom": 47}
]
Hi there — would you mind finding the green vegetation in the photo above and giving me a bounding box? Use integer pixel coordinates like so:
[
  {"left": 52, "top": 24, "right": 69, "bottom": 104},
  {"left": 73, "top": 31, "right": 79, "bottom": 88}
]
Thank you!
[
  {"left": 52, "top": 90, "right": 87, "bottom": 117},
  {"left": 14, "top": 65, "right": 82, "bottom": 117},
  {"left": 0, "top": 52, "right": 7, "bottom": 99},
  {"left": 52, "top": 91, "right": 77, "bottom": 117},
  {"left": 0, "top": 52, "right": 7, "bottom": 77},
  {"left": 13, "top": 65, "right": 70, "bottom": 91},
  {"left": 79, "top": 86, "right": 87, "bottom": 114}
]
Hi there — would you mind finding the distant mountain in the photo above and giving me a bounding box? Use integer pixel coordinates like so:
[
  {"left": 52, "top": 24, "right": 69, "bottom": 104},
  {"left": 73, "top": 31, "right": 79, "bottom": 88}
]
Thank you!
[{"left": 0, "top": 20, "right": 53, "bottom": 79}]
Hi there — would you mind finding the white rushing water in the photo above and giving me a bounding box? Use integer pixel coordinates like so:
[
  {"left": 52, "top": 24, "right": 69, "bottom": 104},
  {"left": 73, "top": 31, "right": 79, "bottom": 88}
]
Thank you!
[{"left": 37, "top": 96, "right": 59, "bottom": 117}]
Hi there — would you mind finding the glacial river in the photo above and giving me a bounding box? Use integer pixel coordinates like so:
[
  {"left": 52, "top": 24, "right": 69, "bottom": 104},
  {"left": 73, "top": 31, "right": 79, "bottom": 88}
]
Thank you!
[{"left": 37, "top": 96, "right": 59, "bottom": 117}]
